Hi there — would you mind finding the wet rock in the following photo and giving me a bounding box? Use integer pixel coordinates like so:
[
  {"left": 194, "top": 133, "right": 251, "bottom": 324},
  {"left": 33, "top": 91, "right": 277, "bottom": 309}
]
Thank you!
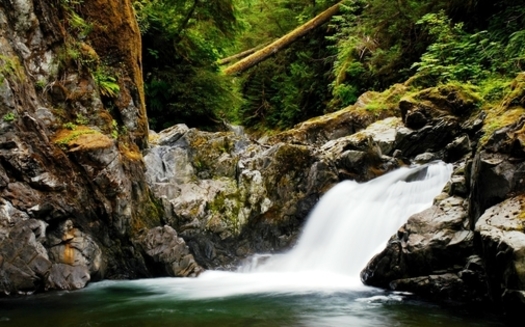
[
  {"left": 475, "top": 196, "right": 525, "bottom": 316},
  {"left": 47, "top": 219, "right": 103, "bottom": 278},
  {"left": 361, "top": 196, "right": 481, "bottom": 302},
  {"left": 0, "top": 219, "right": 52, "bottom": 295},
  {"left": 137, "top": 225, "right": 204, "bottom": 277},
  {"left": 469, "top": 151, "right": 525, "bottom": 222},
  {"left": 394, "top": 117, "right": 460, "bottom": 158},
  {"left": 445, "top": 134, "right": 472, "bottom": 162},
  {"left": 45, "top": 264, "right": 90, "bottom": 291}
]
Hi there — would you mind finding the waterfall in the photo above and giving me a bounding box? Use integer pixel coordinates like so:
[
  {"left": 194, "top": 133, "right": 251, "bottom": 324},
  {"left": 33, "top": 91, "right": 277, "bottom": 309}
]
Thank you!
[
  {"left": 250, "top": 162, "right": 453, "bottom": 277},
  {"left": 99, "top": 162, "right": 452, "bottom": 299}
]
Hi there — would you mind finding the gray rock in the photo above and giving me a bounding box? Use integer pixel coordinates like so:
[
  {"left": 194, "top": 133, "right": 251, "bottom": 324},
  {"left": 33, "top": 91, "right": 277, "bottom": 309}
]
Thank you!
[
  {"left": 156, "top": 124, "right": 189, "bottom": 146},
  {"left": 137, "top": 225, "right": 204, "bottom": 277},
  {"left": 445, "top": 134, "right": 471, "bottom": 162},
  {"left": 475, "top": 196, "right": 525, "bottom": 315},
  {"left": 0, "top": 219, "right": 52, "bottom": 295},
  {"left": 361, "top": 196, "right": 481, "bottom": 302},
  {"left": 45, "top": 264, "right": 90, "bottom": 291},
  {"left": 469, "top": 150, "right": 525, "bottom": 222},
  {"left": 47, "top": 219, "right": 102, "bottom": 277}
]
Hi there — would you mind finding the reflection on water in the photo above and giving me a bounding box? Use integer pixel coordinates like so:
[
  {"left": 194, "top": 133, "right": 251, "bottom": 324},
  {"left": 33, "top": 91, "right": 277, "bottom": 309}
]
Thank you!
[{"left": 0, "top": 276, "right": 506, "bottom": 327}]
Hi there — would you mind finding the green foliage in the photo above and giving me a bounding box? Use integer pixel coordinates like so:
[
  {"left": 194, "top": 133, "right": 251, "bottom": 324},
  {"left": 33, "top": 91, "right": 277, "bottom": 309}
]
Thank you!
[
  {"left": 238, "top": 35, "right": 334, "bottom": 130},
  {"left": 134, "top": 0, "right": 525, "bottom": 132},
  {"left": 0, "top": 54, "right": 24, "bottom": 83},
  {"left": 134, "top": 0, "right": 240, "bottom": 130},
  {"left": 93, "top": 66, "right": 120, "bottom": 98},
  {"left": 327, "top": 0, "right": 525, "bottom": 110},
  {"left": 328, "top": 0, "right": 433, "bottom": 105},
  {"left": 67, "top": 10, "right": 93, "bottom": 39},
  {"left": 63, "top": 122, "right": 77, "bottom": 130},
  {"left": 111, "top": 119, "right": 119, "bottom": 139},
  {"left": 231, "top": 0, "right": 337, "bottom": 130},
  {"left": 75, "top": 113, "right": 89, "bottom": 125},
  {"left": 2, "top": 112, "right": 16, "bottom": 122}
]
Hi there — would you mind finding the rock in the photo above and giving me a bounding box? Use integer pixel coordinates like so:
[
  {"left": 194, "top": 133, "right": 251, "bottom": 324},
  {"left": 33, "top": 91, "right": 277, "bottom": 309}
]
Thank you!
[
  {"left": 267, "top": 92, "right": 398, "bottom": 146},
  {"left": 46, "top": 219, "right": 103, "bottom": 278},
  {"left": 155, "top": 124, "right": 190, "bottom": 146},
  {"left": 0, "top": 219, "right": 52, "bottom": 295},
  {"left": 45, "top": 264, "right": 90, "bottom": 291},
  {"left": 475, "top": 196, "right": 525, "bottom": 316},
  {"left": 469, "top": 150, "right": 525, "bottom": 222},
  {"left": 361, "top": 195, "right": 482, "bottom": 302},
  {"left": 0, "top": 0, "right": 166, "bottom": 294},
  {"left": 445, "top": 134, "right": 472, "bottom": 162},
  {"left": 414, "top": 152, "right": 438, "bottom": 164},
  {"left": 137, "top": 225, "right": 204, "bottom": 277},
  {"left": 390, "top": 273, "right": 465, "bottom": 300},
  {"left": 394, "top": 117, "right": 460, "bottom": 158}
]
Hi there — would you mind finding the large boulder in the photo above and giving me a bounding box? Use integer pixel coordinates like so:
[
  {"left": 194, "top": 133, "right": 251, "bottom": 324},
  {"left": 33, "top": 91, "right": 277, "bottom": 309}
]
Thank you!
[
  {"left": 0, "top": 219, "right": 51, "bottom": 295},
  {"left": 475, "top": 195, "right": 525, "bottom": 316},
  {"left": 361, "top": 166, "right": 488, "bottom": 303},
  {"left": 145, "top": 125, "right": 337, "bottom": 268},
  {"left": 136, "top": 225, "right": 204, "bottom": 277}
]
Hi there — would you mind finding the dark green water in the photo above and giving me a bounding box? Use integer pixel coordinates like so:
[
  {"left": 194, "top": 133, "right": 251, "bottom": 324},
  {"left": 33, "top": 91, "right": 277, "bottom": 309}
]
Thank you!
[{"left": 0, "top": 276, "right": 506, "bottom": 327}]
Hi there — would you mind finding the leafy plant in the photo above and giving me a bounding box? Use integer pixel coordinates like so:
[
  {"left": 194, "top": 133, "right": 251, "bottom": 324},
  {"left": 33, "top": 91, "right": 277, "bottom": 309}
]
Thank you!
[
  {"left": 3, "top": 112, "right": 15, "bottom": 122},
  {"left": 93, "top": 67, "right": 120, "bottom": 98},
  {"left": 111, "top": 119, "right": 119, "bottom": 139},
  {"left": 63, "top": 122, "right": 77, "bottom": 130},
  {"left": 75, "top": 113, "right": 89, "bottom": 125}
]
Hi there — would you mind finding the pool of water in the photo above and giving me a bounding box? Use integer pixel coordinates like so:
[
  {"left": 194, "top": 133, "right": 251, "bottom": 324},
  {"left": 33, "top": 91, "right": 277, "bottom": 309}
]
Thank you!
[{"left": 0, "top": 274, "right": 506, "bottom": 327}]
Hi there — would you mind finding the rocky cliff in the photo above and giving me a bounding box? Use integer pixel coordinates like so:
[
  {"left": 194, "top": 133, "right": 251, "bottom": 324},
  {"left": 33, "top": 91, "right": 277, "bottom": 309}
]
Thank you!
[{"left": 0, "top": 0, "right": 201, "bottom": 295}]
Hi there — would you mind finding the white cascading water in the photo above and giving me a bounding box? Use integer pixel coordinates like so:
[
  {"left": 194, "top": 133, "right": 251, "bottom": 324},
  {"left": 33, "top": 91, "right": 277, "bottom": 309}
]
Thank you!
[
  {"left": 252, "top": 161, "right": 453, "bottom": 277},
  {"left": 93, "top": 162, "right": 452, "bottom": 299}
]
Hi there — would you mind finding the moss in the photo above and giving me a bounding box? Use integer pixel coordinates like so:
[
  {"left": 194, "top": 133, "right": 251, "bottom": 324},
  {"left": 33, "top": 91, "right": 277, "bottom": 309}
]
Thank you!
[
  {"left": 481, "top": 107, "right": 525, "bottom": 145},
  {"left": 409, "top": 82, "right": 483, "bottom": 116},
  {"left": 363, "top": 84, "right": 408, "bottom": 115},
  {"left": 53, "top": 126, "right": 112, "bottom": 151},
  {"left": 206, "top": 181, "right": 242, "bottom": 235},
  {"left": 80, "top": 0, "right": 148, "bottom": 148},
  {"left": 274, "top": 144, "right": 312, "bottom": 171},
  {"left": 118, "top": 142, "right": 142, "bottom": 161},
  {"left": 0, "top": 54, "right": 25, "bottom": 83}
]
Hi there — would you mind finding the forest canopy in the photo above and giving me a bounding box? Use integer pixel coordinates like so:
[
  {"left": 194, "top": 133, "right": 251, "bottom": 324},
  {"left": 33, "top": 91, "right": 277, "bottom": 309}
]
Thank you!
[{"left": 133, "top": 0, "right": 525, "bottom": 132}]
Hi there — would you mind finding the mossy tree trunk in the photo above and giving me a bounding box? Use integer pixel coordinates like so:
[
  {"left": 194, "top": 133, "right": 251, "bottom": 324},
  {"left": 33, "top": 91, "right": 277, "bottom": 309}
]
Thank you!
[{"left": 223, "top": 2, "right": 341, "bottom": 75}]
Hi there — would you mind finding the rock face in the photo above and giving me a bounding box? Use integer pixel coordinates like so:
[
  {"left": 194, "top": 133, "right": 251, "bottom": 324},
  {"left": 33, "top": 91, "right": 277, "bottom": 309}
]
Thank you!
[
  {"left": 136, "top": 225, "right": 204, "bottom": 277},
  {"left": 144, "top": 111, "right": 411, "bottom": 269},
  {"left": 476, "top": 196, "right": 525, "bottom": 314},
  {"left": 0, "top": 0, "right": 183, "bottom": 295},
  {"left": 144, "top": 125, "right": 336, "bottom": 268},
  {"left": 360, "top": 83, "right": 525, "bottom": 318}
]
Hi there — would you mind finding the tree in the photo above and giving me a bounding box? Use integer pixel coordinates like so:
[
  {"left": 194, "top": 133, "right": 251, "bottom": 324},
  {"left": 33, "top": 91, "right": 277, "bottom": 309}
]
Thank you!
[
  {"left": 134, "top": 0, "right": 240, "bottom": 130},
  {"left": 224, "top": 2, "right": 341, "bottom": 75}
]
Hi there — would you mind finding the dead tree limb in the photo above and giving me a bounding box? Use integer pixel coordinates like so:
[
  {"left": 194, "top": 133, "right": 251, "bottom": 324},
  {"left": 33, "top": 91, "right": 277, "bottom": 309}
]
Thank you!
[{"left": 223, "top": 2, "right": 341, "bottom": 75}]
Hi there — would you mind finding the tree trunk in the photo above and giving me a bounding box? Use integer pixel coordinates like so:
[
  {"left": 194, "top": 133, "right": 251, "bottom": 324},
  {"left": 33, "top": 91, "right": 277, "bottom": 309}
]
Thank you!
[
  {"left": 223, "top": 2, "right": 341, "bottom": 75},
  {"left": 218, "top": 44, "right": 267, "bottom": 65}
]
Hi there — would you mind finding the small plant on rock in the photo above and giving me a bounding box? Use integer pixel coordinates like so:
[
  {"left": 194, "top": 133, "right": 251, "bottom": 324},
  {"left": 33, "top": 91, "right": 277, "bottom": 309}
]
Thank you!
[{"left": 3, "top": 112, "right": 15, "bottom": 122}]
